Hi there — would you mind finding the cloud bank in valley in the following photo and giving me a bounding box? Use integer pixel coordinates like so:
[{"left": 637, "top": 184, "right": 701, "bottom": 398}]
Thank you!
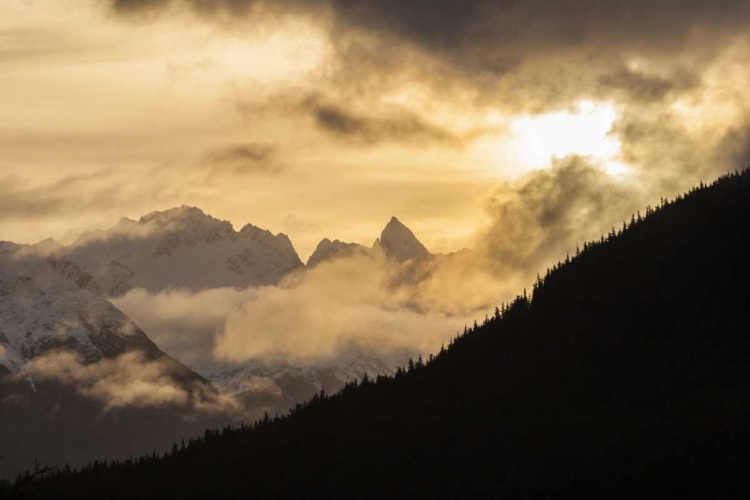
[
  {"left": 18, "top": 350, "right": 238, "bottom": 414},
  {"left": 111, "top": 287, "right": 258, "bottom": 371},
  {"left": 112, "top": 246, "right": 511, "bottom": 368},
  {"left": 213, "top": 251, "right": 505, "bottom": 365}
]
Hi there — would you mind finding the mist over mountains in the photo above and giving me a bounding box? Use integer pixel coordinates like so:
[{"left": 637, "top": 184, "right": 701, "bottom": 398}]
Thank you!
[
  {"left": 0, "top": 178, "right": 680, "bottom": 481},
  {"left": 19, "top": 168, "right": 750, "bottom": 497},
  {"left": 4, "top": 0, "right": 750, "bottom": 494},
  {"left": 27, "top": 206, "right": 499, "bottom": 368},
  {"left": 0, "top": 205, "right": 497, "bottom": 478}
]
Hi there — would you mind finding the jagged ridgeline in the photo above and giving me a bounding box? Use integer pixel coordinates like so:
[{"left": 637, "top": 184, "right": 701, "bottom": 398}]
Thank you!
[{"left": 19, "top": 170, "right": 750, "bottom": 497}]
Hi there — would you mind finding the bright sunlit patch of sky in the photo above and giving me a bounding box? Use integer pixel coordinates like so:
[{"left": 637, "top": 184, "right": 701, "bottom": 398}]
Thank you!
[{"left": 484, "top": 100, "right": 629, "bottom": 177}]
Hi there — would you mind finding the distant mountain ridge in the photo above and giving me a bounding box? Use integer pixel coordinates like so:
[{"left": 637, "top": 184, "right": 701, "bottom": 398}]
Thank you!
[
  {"left": 27, "top": 170, "right": 750, "bottom": 497},
  {"left": 0, "top": 208, "right": 446, "bottom": 479},
  {"left": 307, "top": 216, "right": 430, "bottom": 267},
  {"left": 22, "top": 205, "right": 437, "bottom": 285},
  {"left": 61, "top": 206, "right": 303, "bottom": 297},
  {"left": 40, "top": 207, "right": 434, "bottom": 296},
  {"left": 0, "top": 209, "right": 436, "bottom": 478}
]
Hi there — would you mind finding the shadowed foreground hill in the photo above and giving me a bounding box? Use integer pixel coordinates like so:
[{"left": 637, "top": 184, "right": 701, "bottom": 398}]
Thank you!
[{"left": 20, "top": 170, "right": 750, "bottom": 497}]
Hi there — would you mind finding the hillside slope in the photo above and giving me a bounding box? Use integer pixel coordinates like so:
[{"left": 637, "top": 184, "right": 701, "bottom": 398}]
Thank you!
[{"left": 23, "top": 170, "right": 750, "bottom": 497}]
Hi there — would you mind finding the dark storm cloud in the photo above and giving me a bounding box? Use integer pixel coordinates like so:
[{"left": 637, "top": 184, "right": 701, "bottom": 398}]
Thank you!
[
  {"left": 610, "top": 104, "right": 750, "bottom": 192},
  {"left": 306, "top": 99, "right": 466, "bottom": 147},
  {"left": 597, "top": 67, "right": 702, "bottom": 103},
  {"left": 207, "top": 143, "right": 273, "bottom": 163},
  {"left": 110, "top": 0, "right": 169, "bottom": 13},
  {"left": 236, "top": 91, "right": 485, "bottom": 148},
  {"left": 598, "top": 69, "right": 674, "bottom": 103},
  {"left": 100, "top": 0, "right": 750, "bottom": 196},
  {"left": 347, "top": 1, "right": 746, "bottom": 48},
  {"left": 203, "top": 143, "right": 285, "bottom": 176},
  {"left": 722, "top": 126, "right": 750, "bottom": 166},
  {"left": 107, "top": 0, "right": 750, "bottom": 56},
  {"left": 104, "top": 0, "right": 750, "bottom": 115}
]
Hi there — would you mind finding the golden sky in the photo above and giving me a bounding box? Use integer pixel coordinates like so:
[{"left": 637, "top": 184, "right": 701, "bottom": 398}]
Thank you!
[{"left": 2, "top": 0, "right": 749, "bottom": 261}]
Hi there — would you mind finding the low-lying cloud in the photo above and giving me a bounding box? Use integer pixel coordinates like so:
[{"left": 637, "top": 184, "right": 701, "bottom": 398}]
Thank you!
[
  {"left": 109, "top": 158, "right": 660, "bottom": 370},
  {"left": 111, "top": 287, "right": 258, "bottom": 372},
  {"left": 18, "top": 350, "right": 238, "bottom": 414},
  {"left": 214, "top": 254, "right": 462, "bottom": 365},
  {"left": 113, "top": 249, "right": 508, "bottom": 369}
]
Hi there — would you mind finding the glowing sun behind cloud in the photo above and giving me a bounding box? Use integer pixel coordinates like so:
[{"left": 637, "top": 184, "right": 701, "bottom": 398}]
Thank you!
[{"left": 502, "top": 101, "right": 628, "bottom": 176}]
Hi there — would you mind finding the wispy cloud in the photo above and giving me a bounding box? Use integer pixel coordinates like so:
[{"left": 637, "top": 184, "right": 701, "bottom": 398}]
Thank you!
[
  {"left": 18, "top": 350, "right": 239, "bottom": 414},
  {"left": 203, "top": 143, "right": 286, "bottom": 177}
]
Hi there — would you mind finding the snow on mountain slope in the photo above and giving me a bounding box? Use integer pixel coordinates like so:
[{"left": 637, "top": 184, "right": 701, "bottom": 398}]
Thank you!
[
  {"left": 0, "top": 242, "right": 244, "bottom": 480},
  {"left": 0, "top": 243, "right": 163, "bottom": 373},
  {"left": 64, "top": 206, "right": 303, "bottom": 297},
  {"left": 1, "top": 213, "right": 435, "bottom": 409}
]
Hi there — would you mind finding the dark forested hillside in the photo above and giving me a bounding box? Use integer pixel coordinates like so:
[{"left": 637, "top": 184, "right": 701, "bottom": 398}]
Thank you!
[{"left": 17, "top": 169, "right": 750, "bottom": 498}]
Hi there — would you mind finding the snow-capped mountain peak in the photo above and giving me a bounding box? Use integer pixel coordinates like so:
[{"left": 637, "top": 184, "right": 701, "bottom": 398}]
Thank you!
[{"left": 62, "top": 207, "right": 304, "bottom": 296}]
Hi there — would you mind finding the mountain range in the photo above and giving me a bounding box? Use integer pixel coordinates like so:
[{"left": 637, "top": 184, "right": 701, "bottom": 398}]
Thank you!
[
  {"left": 307, "top": 216, "right": 430, "bottom": 267},
  {"left": 55, "top": 206, "right": 304, "bottom": 297},
  {"left": 11, "top": 205, "right": 433, "bottom": 296},
  {"left": 0, "top": 209, "right": 435, "bottom": 478},
  {"left": 18, "top": 169, "right": 750, "bottom": 496},
  {"left": 1, "top": 207, "right": 432, "bottom": 373}
]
